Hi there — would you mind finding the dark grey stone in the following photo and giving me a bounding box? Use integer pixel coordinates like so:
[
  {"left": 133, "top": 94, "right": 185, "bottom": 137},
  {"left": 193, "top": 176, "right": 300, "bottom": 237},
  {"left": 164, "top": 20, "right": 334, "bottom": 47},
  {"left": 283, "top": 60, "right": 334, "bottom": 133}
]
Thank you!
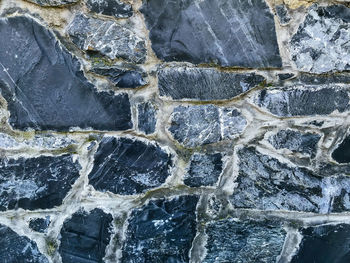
[
  {"left": 0, "top": 154, "right": 81, "bottom": 211},
  {"left": 332, "top": 135, "right": 350, "bottom": 163},
  {"left": 88, "top": 137, "right": 173, "bottom": 195},
  {"left": 140, "top": 0, "right": 282, "bottom": 68},
  {"left": 203, "top": 218, "right": 286, "bottom": 263},
  {"left": 0, "top": 16, "right": 132, "bottom": 131},
  {"left": 29, "top": 216, "right": 51, "bottom": 233},
  {"left": 25, "top": 0, "right": 77, "bottom": 6},
  {"left": 184, "top": 153, "right": 222, "bottom": 187},
  {"left": 158, "top": 67, "right": 265, "bottom": 100},
  {"left": 67, "top": 13, "right": 146, "bottom": 64},
  {"left": 0, "top": 224, "right": 49, "bottom": 263},
  {"left": 59, "top": 208, "right": 113, "bottom": 263},
  {"left": 137, "top": 102, "right": 157, "bottom": 135},
  {"left": 275, "top": 4, "right": 291, "bottom": 25},
  {"left": 121, "top": 195, "right": 198, "bottom": 263},
  {"left": 169, "top": 105, "right": 246, "bottom": 147},
  {"left": 85, "top": 0, "right": 132, "bottom": 18},
  {"left": 278, "top": 73, "right": 294, "bottom": 81}
]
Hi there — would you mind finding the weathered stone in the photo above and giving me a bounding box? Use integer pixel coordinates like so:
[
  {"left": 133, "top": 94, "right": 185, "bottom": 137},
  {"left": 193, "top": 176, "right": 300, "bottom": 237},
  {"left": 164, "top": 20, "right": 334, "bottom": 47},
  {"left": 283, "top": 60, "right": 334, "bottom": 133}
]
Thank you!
[
  {"left": 158, "top": 67, "right": 265, "bottom": 100},
  {"left": 169, "top": 105, "right": 246, "bottom": 147},
  {"left": 0, "top": 154, "right": 81, "bottom": 211},
  {"left": 137, "top": 102, "right": 157, "bottom": 135},
  {"left": 0, "top": 16, "right": 132, "bottom": 131},
  {"left": 0, "top": 224, "right": 49, "bottom": 262},
  {"left": 203, "top": 218, "right": 286, "bottom": 263},
  {"left": 140, "top": 0, "right": 282, "bottom": 68},
  {"left": 256, "top": 87, "right": 349, "bottom": 116},
  {"left": 29, "top": 216, "right": 50, "bottom": 233},
  {"left": 25, "top": 0, "right": 77, "bottom": 6},
  {"left": 332, "top": 135, "right": 350, "bottom": 163},
  {"left": 290, "top": 5, "right": 350, "bottom": 73},
  {"left": 268, "top": 129, "right": 320, "bottom": 158},
  {"left": 275, "top": 4, "right": 291, "bottom": 25},
  {"left": 184, "top": 153, "right": 222, "bottom": 187},
  {"left": 88, "top": 137, "right": 173, "bottom": 195},
  {"left": 121, "top": 195, "right": 198, "bottom": 263},
  {"left": 85, "top": 0, "right": 132, "bottom": 18},
  {"left": 67, "top": 13, "right": 146, "bottom": 64},
  {"left": 291, "top": 224, "right": 350, "bottom": 262},
  {"left": 278, "top": 73, "right": 295, "bottom": 81},
  {"left": 59, "top": 208, "right": 113, "bottom": 263}
]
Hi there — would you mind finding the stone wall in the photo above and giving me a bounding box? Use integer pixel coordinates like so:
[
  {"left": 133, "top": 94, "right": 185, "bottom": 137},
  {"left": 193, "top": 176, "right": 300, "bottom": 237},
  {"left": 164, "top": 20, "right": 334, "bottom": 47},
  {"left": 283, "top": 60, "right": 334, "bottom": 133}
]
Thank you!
[{"left": 0, "top": 0, "right": 350, "bottom": 262}]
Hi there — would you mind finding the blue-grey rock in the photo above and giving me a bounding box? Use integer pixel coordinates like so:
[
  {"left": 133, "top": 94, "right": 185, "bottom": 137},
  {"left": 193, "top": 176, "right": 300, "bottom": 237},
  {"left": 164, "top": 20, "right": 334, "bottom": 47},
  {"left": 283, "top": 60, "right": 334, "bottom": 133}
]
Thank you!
[
  {"left": 169, "top": 105, "right": 246, "bottom": 147},
  {"left": 29, "top": 216, "right": 51, "bottom": 233},
  {"left": 121, "top": 195, "right": 198, "bottom": 263},
  {"left": 140, "top": 0, "right": 282, "bottom": 68},
  {"left": 275, "top": 4, "right": 291, "bottom": 25},
  {"left": 158, "top": 67, "right": 265, "bottom": 100},
  {"left": 67, "top": 13, "right": 146, "bottom": 64},
  {"left": 0, "top": 224, "right": 49, "bottom": 263},
  {"left": 85, "top": 0, "right": 132, "bottom": 18},
  {"left": 278, "top": 73, "right": 294, "bottom": 81},
  {"left": 0, "top": 154, "right": 81, "bottom": 211},
  {"left": 0, "top": 16, "right": 132, "bottom": 131},
  {"left": 88, "top": 137, "right": 173, "bottom": 195},
  {"left": 332, "top": 135, "right": 350, "bottom": 163},
  {"left": 203, "top": 218, "right": 286, "bottom": 263},
  {"left": 137, "top": 102, "right": 157, "bottom": 135},
  {"left": 25, "top": 0, "right": 77, "bottom": 6},
  {"left": 184, "top": 153, "right": 222, "bottom": 187},
  {"left": 59, "top": 208, "right": 113, "bottom": 263}
]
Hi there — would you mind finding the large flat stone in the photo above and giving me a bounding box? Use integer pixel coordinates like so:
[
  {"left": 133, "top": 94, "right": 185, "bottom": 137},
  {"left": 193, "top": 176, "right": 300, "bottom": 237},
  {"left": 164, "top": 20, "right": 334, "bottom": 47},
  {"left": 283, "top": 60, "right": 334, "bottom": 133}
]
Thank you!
[
  {"left": 85, "top": 0, "right": 133, "bottom": 18},
  {"left": 332, "top": 135, "right": 350, "bottom": 163},
  {"left": 140, "top": 0, "right": 281, "bottom": 68},
  {"left": 0, "top": 16, "right": 132, "bottom": 131}
]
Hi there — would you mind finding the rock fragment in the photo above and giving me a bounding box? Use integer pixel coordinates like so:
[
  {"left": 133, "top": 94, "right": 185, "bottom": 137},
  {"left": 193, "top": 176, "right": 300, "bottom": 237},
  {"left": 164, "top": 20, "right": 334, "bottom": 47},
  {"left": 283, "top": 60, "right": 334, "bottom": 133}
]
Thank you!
[
  {"left": 85, "top": 0, "right": 133, "bottom": 18},
  {"left": 29, "top": 216, "right": 51, "bottom": 233},
  {"left": 332, "top": 135, "right": 350, "bottom": 163},
  {"left": 25, "top": 0, "right": 77, "bottom": 6},
  {"left": 137, "top": 102, "right": 157, "bottom": 135}
]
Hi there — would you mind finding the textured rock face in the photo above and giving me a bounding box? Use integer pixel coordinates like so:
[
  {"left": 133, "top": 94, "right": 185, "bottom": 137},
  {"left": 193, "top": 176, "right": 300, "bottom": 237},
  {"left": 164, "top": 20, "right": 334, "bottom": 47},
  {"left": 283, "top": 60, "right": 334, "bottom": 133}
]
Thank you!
[
  {"left": 85, "top": 0, "right": 133, "bottom": 18},
  {"left": 26, "top": 0, "right": 77, "bottom": 6},
  {"left": 137, "top": 102, "right": 157, "bottom": 135},
  {"left": 275, "top": 4, "right": 291, "bottom": 25},
  {"left": 29, "top": 217, "right": 51, "bottom": 233},
  {"left": 0, "top": 16, "right": 132, "bottom": 131},
  {"left": 140, "top": 0, "right": 282, "bottom": 68},
  {"left": 67, "top": 14, "right": 146, "bottom": 63},
  {"left": 0, "top": 155, "right": 81, "bottom": 211},
  {"left": 88, "top": 137, "right": 173, "bottom": 195},
  {"left": 291, "top": 5, "right": 350, "bottom": 73},
  {"left": 332, "top": 135, "right": 350, "bottom": 163},
  {"left": 203, "top": 218, "right": 286, "bottom": 263},
  {"left": 169, "top": 105, "right": 246, "bottom": 147},
  {"left": 158, "top": 67, "right": 265, "bottom": 100},
  {"left": 59, "top": 208, "right": 113, "bottom": 263},
  {"left": 121, "top": 195, "right": 198, "bottom": 263}
]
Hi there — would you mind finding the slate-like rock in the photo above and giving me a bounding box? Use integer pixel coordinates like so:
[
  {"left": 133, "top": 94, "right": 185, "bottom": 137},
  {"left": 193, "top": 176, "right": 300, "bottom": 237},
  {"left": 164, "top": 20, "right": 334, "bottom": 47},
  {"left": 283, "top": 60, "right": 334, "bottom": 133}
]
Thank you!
[
  {"left": 26, "top": 0, "right": 77, "bottom": 6},
  {"left": 0, "top": 154, "right": 81, "bottom": 211},
  {"left": 169, "top": 105, "right": 246, "bottom": 147},
  {"left": 140, "top": 0, "right": 281, "bottom": 68},
  {"left": 121, "top": 195, "right": 198, "bottom": 263},
  {"left": 332, "top": 135, "right": 350, "bottom": 163},
  {"left": 0, "top": 224, "right": 49, "bottom": 263},
  {"left": 0, "top": 16, "right": 132, "bottom": 131},
  {"left": 29, "top": 216, "right": 51, "bottom": 233},
  {"left": 137, "top": 102, "right": 157, "bottom": 135},
  {"left": 278, "top": 73, "right": 295, "bottom": 81},
  {"left": 203, "top": 218, "right": 286, "bottom": 263},
  {"left": 268, "top": 129, "right": 320, "bottom": 158},
  {"left": 85, "top": 0, "right": 133, "bottom": 18},
  {"left": 88, "top": 137, "right": 173, "bottom": 195},
  {"left": 158, "top": 67, "right": 265, "bottom": 100},
  {"left": 290, "top": 5, "right": 350, "bottom": 73},
  {"left": 67, "top": 13, "right": 146, "bottom": 63},
  {"left": 184, "top": 153, "right": 222, "bottom": 187},
  {"left": 59, "top": 208, "right": 113, "bottom": 263},
  {"left": 256, "top": 87, "right": 349, "bottom": 116},
  {"left": 275, "top": 4, "right": 291, "bottom": 25}
]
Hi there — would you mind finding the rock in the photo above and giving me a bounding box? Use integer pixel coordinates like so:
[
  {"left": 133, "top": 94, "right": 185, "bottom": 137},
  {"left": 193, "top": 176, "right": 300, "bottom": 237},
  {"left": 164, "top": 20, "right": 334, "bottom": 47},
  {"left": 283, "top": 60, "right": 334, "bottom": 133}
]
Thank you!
[
  {"left": 158, "top": 67, "right": 265, "bottom": 100},
  {"left": 268, "top": 129, "right": 320, "bottom": 158},
  {"left": 121, "top": 195, "right": 198, "bottom": 263},
  {"left": 184, "top": 153, "right": 223, "bottom": 187},
  {"left": 275, "top": 4, "right": 291, "bottom": 25},
  {"left": 67, "top": 13, "right": 146, "bottom": 64},
  {"left": 291, "top": 224, "right": 350, "bottom": 263},
  {"left": 85, "top": 0, "right": 132, "bottom": 18},
  {"left": 88, "top": 137, "right": 173, "bottom": 195},
  {"left": 0, "top": 16, "right": 132, "bottom": 131},
  {"left": 0, "top": 154, "right": 81, "bottom": 211},
  {"left": 278, "top": 73, "right": 295, "bottom": 81},
  {"left": 168, "top": 105, "right": 246, "bottom": 147},
  {"left": 140, "top": 0, "right": 282, "bottom": 68},
  {"left": 256, "top": 87, "right": 349, "bottom": 116},
  {"left": 25, "top": 0, "right": 77, "bottom": 6},
  {"left": 203, "top": 218, "right": 286, "bottom": 263},
  {"left": 332, "top": 135, "right": 350, "bottom": 163},
  {"left": 0, "top": 224, "right": 49, "bottom": 262},
  {"left": 59, "top": 208, "right": 113, "bottom": 263},
  {"left": 290, "top": 5, "right": 350, "bottom": 73},
  {"left": 137, "top": 102, "right": 157, "bottom": 135},
  {"left": 29, "top": 216, "right": 51, "bottom": 233}
]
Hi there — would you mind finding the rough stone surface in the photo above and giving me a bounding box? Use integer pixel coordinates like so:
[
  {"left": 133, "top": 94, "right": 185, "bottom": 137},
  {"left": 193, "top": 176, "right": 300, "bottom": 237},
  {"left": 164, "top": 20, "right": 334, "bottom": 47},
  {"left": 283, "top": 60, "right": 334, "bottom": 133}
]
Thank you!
[
  {"left": 88, "top": 137, "right": 173, "bottom": 195},
  {"left": 0, "top": 16, "right": 132, "bottom": 131},
  {"left": 59, "top": 208, "right": 113, "bottom": 263},
  {"left": 25, "top": 0, "right": 77, "bottom": 6},
  {"left": 29, "top": 216, "right": 51, "bottom": 233},
  {"left": 183, "top": 153, "right": 223, "bottom": 187},
  {"left": 67, "top": 13, "right": 146, "bottom": 64},
  {"left": 140, "top": 0, "right": 282, "bottom": 68},
  {"left": 121, "top": 195, "right": 198, "bottom": 263},
  {"left": 137, "top": 102, "right": 157, "bottom": 135},
  {"left": 169, "top": 105, "right": 246, "bottom": 147},
  {"left": 85, "top": 0, "right": 132, "bottom": 18},
  {"left": 275, "top": 4, "right": 291, "bottom": 25},
  {"left": 203, "top": 218, "right": 286, "bottom": 263},
  {"left": 332, "top": 135, "right": 350, "bottom": 163},
  {"left": 0, "top": 154, "right": 81, "bottom": 211}
]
